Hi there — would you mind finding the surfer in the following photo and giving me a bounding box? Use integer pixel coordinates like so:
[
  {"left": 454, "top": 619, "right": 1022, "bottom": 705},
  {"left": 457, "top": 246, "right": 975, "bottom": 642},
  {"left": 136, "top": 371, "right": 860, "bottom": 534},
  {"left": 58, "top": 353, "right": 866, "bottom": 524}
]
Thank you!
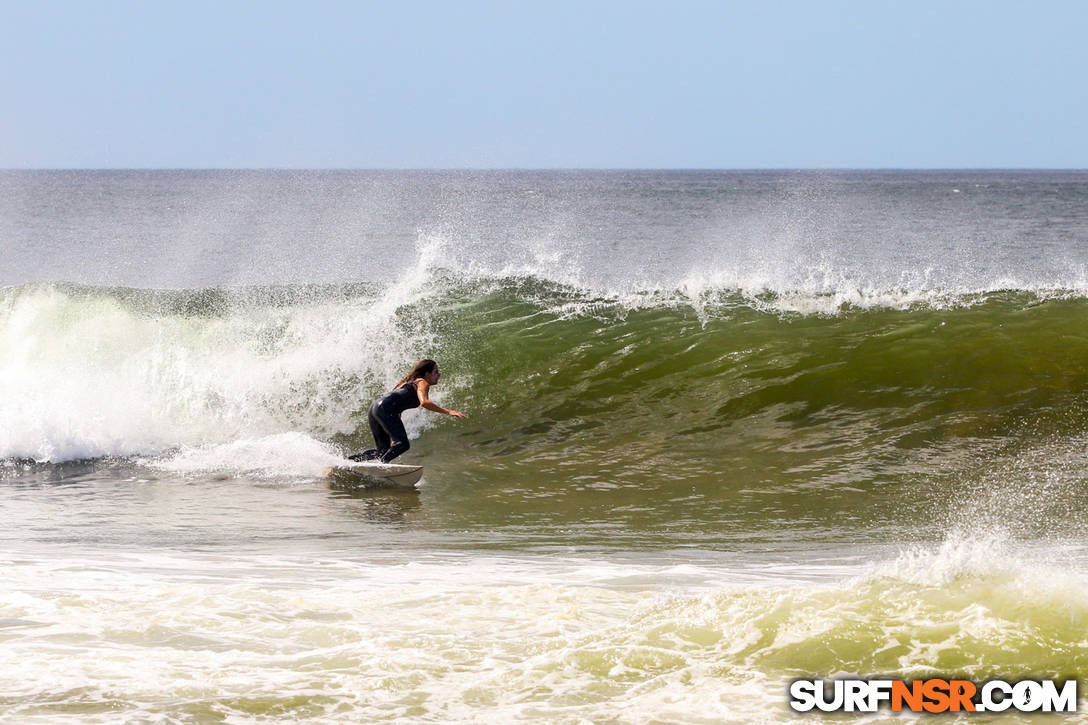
[{"left": 349, "top": 359, "right": 466, "bottom": 463}]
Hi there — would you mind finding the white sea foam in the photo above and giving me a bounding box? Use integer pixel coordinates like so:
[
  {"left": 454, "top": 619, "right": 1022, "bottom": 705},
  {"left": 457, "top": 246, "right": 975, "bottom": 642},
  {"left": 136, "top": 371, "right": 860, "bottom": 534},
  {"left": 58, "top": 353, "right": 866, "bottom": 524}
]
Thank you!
[
  {"left": 0, "top": 239, "right": 450, "bottom": 463},
  {"left": 2, "top": 544, "right": 1085, "bottom": 723},
  {"left": 142, "top": 432, "right": 345, "bottom": 480}
]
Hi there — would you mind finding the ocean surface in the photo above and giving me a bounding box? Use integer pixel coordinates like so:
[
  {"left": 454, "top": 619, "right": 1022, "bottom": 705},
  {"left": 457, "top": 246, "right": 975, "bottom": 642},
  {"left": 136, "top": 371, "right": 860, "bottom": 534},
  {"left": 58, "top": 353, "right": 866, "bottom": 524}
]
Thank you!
[{"left": 1, "top": 170, "right": 1087, "bottom": 723}]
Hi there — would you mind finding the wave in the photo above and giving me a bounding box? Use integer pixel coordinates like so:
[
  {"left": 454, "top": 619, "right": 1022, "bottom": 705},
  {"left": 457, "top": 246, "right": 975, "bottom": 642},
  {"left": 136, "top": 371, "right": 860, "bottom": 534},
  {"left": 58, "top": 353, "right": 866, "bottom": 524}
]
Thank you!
[
  {"left": 646, "top": 534, "right": 1088, "bottom": 681},
  {"left": 3, "top": 269, "right": 1088, "bottom": 482},
  {"left": 2, "top": 532, "right": 1084, "bottom": 722}
]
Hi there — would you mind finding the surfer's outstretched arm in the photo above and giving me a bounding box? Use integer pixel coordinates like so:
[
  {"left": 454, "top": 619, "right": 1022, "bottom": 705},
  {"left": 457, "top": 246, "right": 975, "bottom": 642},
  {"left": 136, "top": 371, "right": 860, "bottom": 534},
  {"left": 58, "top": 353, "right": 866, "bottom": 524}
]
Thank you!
[{"left": 415, "top": 379, "right": 467, "bottom": 418}]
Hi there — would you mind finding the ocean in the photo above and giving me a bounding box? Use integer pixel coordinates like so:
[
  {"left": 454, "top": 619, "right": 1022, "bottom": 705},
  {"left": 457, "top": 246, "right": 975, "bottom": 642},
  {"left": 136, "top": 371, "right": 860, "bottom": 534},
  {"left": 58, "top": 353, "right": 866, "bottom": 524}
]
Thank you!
[{"left": 1, "top": 170, "right": 1086, "bottom": 722}]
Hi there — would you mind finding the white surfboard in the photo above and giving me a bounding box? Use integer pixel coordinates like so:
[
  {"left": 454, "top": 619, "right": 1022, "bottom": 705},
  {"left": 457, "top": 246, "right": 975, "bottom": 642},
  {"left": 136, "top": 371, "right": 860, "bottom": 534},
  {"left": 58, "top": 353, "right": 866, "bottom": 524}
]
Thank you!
[{"left": 324, "top": 462, "right": 424, "bottom": 488}]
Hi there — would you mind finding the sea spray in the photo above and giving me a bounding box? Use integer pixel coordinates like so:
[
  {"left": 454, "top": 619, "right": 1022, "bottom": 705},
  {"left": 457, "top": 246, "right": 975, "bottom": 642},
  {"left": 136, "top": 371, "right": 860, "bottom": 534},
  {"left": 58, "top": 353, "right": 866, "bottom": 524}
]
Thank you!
[{"left": 0, "top": 279, "right": 439, "bottom": 462}]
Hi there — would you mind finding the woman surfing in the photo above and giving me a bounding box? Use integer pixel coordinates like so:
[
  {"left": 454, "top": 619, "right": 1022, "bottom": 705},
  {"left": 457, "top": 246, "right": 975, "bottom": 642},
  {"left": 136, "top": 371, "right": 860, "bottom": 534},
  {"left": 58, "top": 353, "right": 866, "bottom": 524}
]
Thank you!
[{"left": 349, "top": 359, "right": 467, "bottom": 463}]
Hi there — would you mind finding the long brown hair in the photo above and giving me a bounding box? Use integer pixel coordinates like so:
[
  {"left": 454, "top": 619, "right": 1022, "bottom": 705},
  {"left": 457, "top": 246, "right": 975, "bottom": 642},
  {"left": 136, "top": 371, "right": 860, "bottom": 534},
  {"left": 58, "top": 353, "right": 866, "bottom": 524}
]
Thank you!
[{"left": 396, "top": 359, "right": 438, "bottom": 389}]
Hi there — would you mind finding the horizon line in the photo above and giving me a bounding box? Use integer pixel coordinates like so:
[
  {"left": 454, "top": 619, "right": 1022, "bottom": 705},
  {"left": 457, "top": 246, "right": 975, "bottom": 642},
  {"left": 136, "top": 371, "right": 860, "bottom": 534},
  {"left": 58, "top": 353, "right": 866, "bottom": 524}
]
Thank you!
[{"left": 4, "top": 167, "right": 1088, "bottom": 173}]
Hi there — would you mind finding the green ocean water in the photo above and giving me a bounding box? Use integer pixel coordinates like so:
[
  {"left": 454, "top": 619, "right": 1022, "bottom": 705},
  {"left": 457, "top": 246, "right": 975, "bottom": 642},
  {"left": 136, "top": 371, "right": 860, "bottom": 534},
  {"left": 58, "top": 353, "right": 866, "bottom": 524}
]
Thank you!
[{"left": 2, "top": 171, "right": 1088, "bottom": 722}]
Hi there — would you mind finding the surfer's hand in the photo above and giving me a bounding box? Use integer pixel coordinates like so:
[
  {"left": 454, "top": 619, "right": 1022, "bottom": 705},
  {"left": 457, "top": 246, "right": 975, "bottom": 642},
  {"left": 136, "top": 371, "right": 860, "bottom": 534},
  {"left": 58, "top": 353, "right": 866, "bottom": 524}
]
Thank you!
[{"left": 449, "top": 410, "right": 467, "bottom": 418}]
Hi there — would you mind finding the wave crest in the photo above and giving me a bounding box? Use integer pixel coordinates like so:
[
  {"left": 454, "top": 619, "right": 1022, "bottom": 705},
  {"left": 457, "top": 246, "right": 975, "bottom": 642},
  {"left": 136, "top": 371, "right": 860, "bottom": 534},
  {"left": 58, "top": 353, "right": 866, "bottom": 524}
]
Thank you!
[{"left": 3, "top": 274, "right": 1088, "bottom": 469}]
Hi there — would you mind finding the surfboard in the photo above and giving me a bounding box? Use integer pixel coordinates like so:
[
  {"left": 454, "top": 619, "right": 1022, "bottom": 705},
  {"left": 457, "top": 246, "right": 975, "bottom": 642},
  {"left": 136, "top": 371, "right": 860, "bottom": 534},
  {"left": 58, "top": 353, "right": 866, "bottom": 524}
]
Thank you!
[{"left": 324, "top": 463, "right": 424, "bottom": 488}]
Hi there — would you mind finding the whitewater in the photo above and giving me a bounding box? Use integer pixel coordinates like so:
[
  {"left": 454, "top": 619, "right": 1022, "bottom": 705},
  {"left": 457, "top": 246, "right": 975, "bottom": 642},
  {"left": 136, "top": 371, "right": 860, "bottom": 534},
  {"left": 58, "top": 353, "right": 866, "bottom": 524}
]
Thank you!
[{"left": 1, "top": 170, "right": 1087, "bottom": 722}]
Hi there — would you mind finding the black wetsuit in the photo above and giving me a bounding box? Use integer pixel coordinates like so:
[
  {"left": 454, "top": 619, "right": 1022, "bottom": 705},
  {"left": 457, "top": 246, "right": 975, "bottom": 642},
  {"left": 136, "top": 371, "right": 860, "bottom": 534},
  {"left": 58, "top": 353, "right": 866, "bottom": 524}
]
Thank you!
[{"left": 349, "top": 382, "right": 420, "bottom": 463}]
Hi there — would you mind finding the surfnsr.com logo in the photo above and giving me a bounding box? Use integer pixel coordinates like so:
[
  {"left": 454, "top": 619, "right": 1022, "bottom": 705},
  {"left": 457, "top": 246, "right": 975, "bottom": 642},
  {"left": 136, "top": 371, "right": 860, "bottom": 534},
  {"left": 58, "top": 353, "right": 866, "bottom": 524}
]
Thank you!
[{"left": 789, "top": 678, "right": 1078, "bottom": 714}]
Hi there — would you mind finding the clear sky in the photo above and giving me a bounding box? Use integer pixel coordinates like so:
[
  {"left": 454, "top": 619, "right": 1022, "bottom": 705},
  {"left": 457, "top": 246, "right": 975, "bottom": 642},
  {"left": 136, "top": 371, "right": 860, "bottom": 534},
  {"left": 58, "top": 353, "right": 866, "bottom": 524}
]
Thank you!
[{"left": 2, "top": 0, "right": 1086, "bottom": 168}]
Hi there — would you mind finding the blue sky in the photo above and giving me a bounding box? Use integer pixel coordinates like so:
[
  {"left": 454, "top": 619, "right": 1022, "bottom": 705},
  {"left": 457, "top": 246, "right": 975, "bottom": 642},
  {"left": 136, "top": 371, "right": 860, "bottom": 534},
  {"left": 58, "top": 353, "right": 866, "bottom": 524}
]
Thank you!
[{"left": 2, "top": 0, "right": 1085, "bottom": 168}]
